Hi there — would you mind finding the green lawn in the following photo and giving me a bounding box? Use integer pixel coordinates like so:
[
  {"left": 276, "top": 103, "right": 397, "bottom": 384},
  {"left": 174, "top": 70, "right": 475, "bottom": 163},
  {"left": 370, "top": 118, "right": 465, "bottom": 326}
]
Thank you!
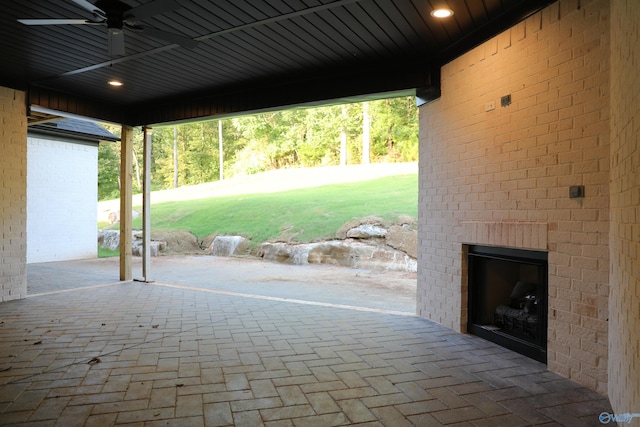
[
  {"left": 130, "top": 174, "right": 417, "bottom": 244},
  {"left": 98, "top": 246, "right": 120, "bottom": 258}
]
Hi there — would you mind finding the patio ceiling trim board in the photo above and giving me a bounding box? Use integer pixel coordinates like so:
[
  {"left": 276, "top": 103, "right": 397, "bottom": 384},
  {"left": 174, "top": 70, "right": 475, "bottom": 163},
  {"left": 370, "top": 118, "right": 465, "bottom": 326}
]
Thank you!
[
  {"left": 3, "top": 0, "right": 559, "bottom": 126},
  {"left": 27, "top": 60, "right": 440, "bottom": 126}
]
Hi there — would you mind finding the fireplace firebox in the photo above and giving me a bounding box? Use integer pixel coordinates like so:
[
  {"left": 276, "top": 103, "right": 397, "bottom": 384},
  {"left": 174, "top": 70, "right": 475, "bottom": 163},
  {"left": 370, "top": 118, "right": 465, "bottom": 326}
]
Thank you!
[{"left": 467, "top": 245, "right": 548, "bottom": 363}]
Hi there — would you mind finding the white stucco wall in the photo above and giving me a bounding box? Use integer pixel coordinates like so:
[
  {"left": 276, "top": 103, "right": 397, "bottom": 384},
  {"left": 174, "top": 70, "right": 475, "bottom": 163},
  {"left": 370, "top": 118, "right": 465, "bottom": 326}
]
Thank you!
[{"left": 27, "top": 136, "right": 98, "bottom": 263}]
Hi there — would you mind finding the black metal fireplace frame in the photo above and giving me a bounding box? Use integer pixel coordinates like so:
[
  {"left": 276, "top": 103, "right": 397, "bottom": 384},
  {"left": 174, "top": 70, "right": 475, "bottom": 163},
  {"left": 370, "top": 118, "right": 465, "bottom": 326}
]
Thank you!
[{"left": 467, "top": 245, "right": 548, "bottom": 364}]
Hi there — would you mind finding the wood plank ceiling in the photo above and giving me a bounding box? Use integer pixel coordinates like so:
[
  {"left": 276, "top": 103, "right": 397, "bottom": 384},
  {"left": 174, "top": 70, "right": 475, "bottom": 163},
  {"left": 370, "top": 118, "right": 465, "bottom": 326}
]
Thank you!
[{"left": 1, "top": 0, "right": 555, "bottom": 125}]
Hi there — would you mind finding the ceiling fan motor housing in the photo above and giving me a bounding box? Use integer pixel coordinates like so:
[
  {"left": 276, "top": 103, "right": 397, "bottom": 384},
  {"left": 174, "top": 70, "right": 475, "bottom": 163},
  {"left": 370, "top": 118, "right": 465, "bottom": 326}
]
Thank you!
[{"left": 95, "top": 0, "right": 132, "bottom": 29}]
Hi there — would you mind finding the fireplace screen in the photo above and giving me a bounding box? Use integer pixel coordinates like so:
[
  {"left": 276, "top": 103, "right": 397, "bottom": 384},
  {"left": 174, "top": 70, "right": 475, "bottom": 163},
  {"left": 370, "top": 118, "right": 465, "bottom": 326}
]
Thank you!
[{"left": 467, "top": 245, "right": 548, "bottom": 363}]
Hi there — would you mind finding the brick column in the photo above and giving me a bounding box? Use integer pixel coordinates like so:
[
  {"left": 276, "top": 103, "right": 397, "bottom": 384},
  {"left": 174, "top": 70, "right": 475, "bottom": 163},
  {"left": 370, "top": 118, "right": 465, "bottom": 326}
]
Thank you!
[
  {"left": 0, "top": 87, "right": 27, "bottom": 301},
  {"left": 609, "top": 0, "right": 640, "bottom": 413},
  {"left": 418, "top": 0, "right": 610, "bottom": 393}
]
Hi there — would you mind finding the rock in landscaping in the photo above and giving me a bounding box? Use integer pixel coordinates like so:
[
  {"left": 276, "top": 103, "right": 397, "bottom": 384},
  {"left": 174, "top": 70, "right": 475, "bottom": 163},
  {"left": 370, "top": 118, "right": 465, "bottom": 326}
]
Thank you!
[
  {"left": 108, "top": 211, "right": 119, "bottom": 224},
  {"left": 258, "top": 242, "right": 314, "bottom": 265},
  {"left": 98, "top": 230, "right": 121, "bottom": 250},
  {"left": 385, "top": 224, "right": 418, "bottom": 259},
  {"left": 259, "top": 240, "right": 417, "bottom": 272},
  {"left": 131, "top": 231, "right": 167, "bottom": 257},
  {"left": 308, "top": 240, "right": 417, "bottom": 272},
  {"left": 346, "top": 224, "right": 388, "bottom": 239},
  {"left": 132, "top": 240, "right": 167, "bottom": 257},
  {"left": 335, "top": 216, "right": 384, "bottom": 239},
  {"left": 98, "top": 209, "right": 140, "bottom": 224},
  {"left": 98, "top": 230, "right": 167, "bottom": 257},
  {"left": 210, "top": 236, "right": 248, "bottom": 256}
]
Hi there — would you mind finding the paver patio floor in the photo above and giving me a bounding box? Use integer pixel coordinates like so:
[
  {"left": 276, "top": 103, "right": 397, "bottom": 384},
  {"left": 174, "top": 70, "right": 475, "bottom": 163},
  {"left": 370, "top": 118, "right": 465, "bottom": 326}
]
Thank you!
[{"left": 0, "top": 258, "right": 613, "bottom": 426}]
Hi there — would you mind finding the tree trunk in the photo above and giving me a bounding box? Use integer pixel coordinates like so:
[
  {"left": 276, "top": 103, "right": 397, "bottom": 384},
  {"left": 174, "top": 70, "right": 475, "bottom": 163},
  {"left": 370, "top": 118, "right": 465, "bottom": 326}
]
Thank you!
[
  {"left": 340, "top": 105, "right": 347, "bottom": 166},
  {"left": 132, "top": 146, "right": 142, "bottom": 191},
  {"left": 219, "top": 120, "right": 224, "bottom": 181},
  {"left": 173, "top": 125, "right": 179, "bottom": 188},
  {"left": 362, "top": 101, "right": 370, "bottom": 164}
]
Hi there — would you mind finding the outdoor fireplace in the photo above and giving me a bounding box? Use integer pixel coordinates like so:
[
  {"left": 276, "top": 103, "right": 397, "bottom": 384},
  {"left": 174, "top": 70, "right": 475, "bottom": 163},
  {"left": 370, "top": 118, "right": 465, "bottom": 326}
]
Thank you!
[{"left": 467, "top": 245, "right": 548, "bottom": 363}]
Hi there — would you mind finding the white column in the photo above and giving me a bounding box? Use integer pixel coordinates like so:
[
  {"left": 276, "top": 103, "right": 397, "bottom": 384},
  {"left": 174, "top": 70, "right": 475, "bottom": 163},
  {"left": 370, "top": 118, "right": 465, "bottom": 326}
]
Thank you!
[{"left": 142, "top": 126, "right": 152, "bottom": 282}]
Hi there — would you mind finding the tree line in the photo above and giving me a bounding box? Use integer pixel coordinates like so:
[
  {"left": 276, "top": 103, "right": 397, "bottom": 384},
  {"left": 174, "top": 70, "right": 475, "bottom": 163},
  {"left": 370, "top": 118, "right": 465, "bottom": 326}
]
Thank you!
[{"left": 98, "top": 96, "right": 418, "bottom": 201}]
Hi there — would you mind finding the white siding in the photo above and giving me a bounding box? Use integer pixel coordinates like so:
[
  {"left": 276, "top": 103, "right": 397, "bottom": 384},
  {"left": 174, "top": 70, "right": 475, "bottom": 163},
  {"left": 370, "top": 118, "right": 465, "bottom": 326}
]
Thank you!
[{"left": 27, "top": 136, "right": 98, "bottom": 263}]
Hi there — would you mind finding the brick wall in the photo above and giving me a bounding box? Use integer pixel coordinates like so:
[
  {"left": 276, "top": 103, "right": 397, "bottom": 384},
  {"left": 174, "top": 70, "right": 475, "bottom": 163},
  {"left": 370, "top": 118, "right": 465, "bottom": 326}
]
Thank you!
[
  {"left": 27, "top": 137, "right": 98, "bottom": 263},
  {"left": 0, "top": 87, "right": 27, "bottom": 301},
  {"left": 609, "top": 0, "right": 640, "bottom": 414},
  {"left": 418, "top": 0, "right": 609, "bottom": 393}
]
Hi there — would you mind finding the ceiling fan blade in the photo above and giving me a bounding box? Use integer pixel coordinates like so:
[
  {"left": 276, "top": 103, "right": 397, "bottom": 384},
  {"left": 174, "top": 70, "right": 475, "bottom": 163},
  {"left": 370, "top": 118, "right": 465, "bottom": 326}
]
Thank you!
[
  {"left": 141, "top": 27, "right": 198, "bottom": 49},
  {"left": 71, "top": 0, "right": 103, "bottom": 15},
  {"left": 108, "top": 28, "right": 125, "bottom": 56},
  {"left": 127, "top": 0, "right": 179, "bottom": 21},
  {"left": 18, "top": 19, "right": 95, "bottom": 25}
]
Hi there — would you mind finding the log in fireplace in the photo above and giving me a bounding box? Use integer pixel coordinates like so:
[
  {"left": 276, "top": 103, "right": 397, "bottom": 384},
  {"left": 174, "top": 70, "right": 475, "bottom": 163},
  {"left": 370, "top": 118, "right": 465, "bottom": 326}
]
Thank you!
[{"left": 467, "top": 245, "right": 548, "bottom": 363}]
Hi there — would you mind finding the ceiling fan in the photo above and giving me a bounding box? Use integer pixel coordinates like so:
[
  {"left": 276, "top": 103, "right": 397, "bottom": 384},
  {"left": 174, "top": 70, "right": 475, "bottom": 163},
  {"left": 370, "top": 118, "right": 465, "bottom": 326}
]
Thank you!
[{"left": 18, "top": 0, "right": 198, "bottom": 56}]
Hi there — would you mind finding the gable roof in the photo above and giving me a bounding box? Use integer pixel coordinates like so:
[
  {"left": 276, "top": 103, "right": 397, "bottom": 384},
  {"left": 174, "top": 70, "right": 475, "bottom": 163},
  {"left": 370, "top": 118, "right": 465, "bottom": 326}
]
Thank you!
[{"left": 28, "top": 118, "right": 120, "bottom": 143}]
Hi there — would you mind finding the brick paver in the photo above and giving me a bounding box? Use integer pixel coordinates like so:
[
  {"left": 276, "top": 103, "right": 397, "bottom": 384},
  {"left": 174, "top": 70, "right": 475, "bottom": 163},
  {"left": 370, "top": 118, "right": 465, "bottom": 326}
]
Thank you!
[{"left": 0, "top": 278, "right": 613, "bottom": 426}]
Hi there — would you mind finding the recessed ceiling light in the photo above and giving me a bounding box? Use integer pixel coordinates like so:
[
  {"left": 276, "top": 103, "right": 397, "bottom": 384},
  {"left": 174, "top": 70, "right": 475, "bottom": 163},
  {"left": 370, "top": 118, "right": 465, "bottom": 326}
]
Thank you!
[
  {"left": 431, "top": 8, "right": 454, "bottom": 18},
  {"left": 108, "top": 80, "right": 123, "bottom": 87}
]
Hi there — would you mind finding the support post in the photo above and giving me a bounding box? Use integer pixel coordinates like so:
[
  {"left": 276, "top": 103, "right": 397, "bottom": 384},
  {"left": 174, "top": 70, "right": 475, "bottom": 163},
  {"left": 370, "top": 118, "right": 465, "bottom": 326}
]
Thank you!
[
  {"left": 142, "top": 126, "right": 152, "bottom": 282},
  {"left": 119, "top": 125, "right": 133, "bottom": 281}
]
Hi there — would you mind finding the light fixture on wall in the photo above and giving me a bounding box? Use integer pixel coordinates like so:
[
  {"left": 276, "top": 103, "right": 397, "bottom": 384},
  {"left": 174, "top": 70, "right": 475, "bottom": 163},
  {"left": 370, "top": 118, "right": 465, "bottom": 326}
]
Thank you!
[{"left": 431, "top": 8, "right": 454, "bottom": 18}]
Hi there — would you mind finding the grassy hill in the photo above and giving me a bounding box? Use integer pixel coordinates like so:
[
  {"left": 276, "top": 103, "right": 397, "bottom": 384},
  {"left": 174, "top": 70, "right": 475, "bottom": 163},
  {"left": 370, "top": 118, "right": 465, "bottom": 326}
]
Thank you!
[{"left": 100, "top": 163, "right": 418, "bottom": 248}]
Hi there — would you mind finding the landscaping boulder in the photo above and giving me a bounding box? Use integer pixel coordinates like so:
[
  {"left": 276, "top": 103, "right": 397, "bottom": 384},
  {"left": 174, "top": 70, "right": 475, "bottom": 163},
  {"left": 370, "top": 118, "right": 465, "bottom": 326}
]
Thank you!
[
  {"left": 210, "top": 236, "right": 248, "bottom": 256},
  {"left": 258, "top": 242, "right": 314, "bottom": 265},
  {"left": 98, "top": 229, "right": 168, "bottom": 257},
  {"left": 336, "top": 216, "right": 384, "bottom": 239},
  {"left": 132, "top": 240, "right": 167, "bottom": 257},
  {"left": 308, "top": 240, "right": 417, "bottom": 271},
  {"left": 346, "top": 224, "right": 387, "bottom": 239},
  {"left": 108, "top": 211, "right": 119, "bottom": 224},
  {"left": 259, "top": 240, "right": 417, "bottom": 272},
  {"left": 98, "top": 209, "right": 140, "bottom": 224},
  {"left": 385, "top": 224, "right": 418, "bottom": 259},
  {"left": 98, "top": 230, "right": 121, "bottom": 250}
]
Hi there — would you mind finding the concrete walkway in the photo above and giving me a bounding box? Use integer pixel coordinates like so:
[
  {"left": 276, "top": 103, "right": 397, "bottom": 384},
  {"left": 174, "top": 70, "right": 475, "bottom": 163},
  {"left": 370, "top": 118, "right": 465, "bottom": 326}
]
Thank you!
[{"left": 0, "top": 257, "right": 613, "bottom": 426}]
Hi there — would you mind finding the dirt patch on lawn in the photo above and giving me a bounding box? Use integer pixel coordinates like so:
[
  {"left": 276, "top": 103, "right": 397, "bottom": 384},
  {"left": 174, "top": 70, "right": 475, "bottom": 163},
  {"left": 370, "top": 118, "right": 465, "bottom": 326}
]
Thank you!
[{"left": 151, "top": 230, "right": 206, "bottom": 255}]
